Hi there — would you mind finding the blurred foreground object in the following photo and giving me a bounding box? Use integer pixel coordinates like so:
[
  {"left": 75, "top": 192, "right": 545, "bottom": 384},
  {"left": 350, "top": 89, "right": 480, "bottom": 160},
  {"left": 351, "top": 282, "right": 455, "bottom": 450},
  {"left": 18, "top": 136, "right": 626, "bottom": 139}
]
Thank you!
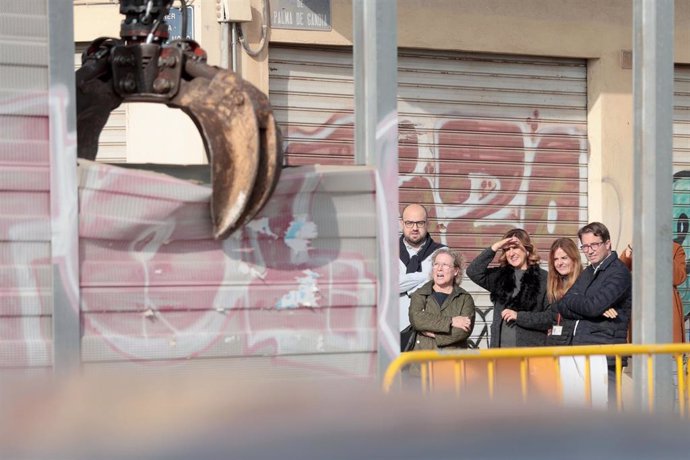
[{"left": 1, "top": 372, "right": 689, "bottom": 460}]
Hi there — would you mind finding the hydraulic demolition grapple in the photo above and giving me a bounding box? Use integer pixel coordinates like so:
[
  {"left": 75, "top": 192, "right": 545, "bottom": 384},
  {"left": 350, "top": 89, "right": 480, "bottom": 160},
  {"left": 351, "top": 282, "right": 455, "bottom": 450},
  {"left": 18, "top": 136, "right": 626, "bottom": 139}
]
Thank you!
[{"left": 75, "top": 0, "right": 282, "bottom": 239}]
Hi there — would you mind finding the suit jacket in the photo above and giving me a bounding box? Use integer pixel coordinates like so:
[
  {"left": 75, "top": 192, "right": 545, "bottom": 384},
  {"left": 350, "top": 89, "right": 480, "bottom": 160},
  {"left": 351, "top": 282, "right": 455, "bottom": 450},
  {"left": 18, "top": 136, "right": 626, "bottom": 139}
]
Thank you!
[{"left": 556, "top": 251, "right": 631, "bottom": 346}]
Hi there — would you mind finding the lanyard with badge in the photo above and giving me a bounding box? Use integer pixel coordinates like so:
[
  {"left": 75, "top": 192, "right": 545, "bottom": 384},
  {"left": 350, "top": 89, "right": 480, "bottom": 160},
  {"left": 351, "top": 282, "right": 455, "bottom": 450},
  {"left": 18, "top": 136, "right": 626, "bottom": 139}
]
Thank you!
[{"left": 551, "top": 313, "right": 564, "bottom": 336}]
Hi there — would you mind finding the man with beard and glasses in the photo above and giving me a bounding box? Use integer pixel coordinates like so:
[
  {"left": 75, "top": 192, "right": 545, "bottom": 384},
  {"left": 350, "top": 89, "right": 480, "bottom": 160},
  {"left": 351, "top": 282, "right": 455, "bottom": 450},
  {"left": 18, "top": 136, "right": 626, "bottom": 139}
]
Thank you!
[{"left": 399, "top": 204, "right": 445, "bottom": 351}]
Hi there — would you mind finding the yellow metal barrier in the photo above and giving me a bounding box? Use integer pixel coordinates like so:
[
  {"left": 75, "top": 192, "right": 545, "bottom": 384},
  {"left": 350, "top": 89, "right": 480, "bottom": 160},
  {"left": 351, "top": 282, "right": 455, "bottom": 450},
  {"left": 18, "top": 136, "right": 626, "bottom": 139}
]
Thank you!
[{"left": 383, "top": 344, "right": 690, "bottom": 415}]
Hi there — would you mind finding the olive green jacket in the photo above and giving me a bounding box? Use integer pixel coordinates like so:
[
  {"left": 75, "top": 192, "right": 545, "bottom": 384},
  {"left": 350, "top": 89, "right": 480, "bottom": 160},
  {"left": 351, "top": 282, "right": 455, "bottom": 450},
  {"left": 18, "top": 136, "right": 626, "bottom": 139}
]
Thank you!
[{"left": 408, "top": 280, "right": 476, "bottom": 350}]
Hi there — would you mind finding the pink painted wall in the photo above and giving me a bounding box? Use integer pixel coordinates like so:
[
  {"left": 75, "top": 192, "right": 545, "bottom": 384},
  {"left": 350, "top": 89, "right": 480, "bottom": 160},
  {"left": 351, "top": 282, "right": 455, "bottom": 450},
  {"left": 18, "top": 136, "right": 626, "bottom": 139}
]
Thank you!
[
  {"left": 0, "top": 94, "right": 53, "bottom": 370},
  {"left": 77, "top": 161, "right": 379, "bottom": 377}
]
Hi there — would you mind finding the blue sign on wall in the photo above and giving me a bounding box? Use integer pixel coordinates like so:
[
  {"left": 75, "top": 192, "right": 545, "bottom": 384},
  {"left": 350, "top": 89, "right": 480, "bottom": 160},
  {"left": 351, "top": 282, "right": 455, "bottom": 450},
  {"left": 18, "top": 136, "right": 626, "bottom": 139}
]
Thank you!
[{"left": 165, "top": 6, "right": 195, "bottom": 41}]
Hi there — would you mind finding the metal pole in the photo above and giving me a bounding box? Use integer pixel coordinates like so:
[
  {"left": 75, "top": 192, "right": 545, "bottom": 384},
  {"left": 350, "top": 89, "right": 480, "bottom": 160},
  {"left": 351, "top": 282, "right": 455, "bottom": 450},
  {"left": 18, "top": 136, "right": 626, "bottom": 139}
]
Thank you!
[
  {"left": 632, "top": 0, "right": 674, "bottom": 412},
  {"left": 48, "top": 0, "right": 81, "bottom": 377},
  {"left": 353, "top": 0, "right": 399, "bottom": 375},
  {"left": 220, "top": 21, "right": 230, "bottom": 69},
  {"left": 231, "top": 22, "right": 239, "bottom": 73}
]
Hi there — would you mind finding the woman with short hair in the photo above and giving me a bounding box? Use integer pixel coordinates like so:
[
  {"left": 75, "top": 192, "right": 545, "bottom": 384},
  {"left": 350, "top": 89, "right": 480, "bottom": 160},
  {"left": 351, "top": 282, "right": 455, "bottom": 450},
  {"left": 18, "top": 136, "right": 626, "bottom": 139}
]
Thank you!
[{"left": 407, "top": 247, "right": 476, "bottom": 350}]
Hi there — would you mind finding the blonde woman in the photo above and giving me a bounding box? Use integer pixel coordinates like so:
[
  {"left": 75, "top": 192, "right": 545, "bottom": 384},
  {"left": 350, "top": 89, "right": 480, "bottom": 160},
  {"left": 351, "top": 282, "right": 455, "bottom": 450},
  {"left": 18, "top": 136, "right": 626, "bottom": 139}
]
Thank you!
[{"left": 545, "top": 238, "right": 583, "bottom": 345}]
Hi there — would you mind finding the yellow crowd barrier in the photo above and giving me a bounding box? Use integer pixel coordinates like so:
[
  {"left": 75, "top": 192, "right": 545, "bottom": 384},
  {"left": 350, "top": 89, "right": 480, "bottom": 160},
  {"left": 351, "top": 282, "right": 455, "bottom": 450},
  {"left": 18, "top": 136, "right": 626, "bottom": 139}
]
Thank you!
[{"left": 383, "top": 343, "right": 690, "bottom": 415}]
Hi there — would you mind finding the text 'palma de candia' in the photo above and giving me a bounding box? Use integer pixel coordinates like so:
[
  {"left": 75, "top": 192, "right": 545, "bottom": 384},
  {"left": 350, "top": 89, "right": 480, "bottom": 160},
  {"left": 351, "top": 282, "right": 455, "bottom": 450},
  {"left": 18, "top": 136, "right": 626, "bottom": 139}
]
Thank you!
[{"left": 272, "top": 9, "right": 328, "bottom": 28}]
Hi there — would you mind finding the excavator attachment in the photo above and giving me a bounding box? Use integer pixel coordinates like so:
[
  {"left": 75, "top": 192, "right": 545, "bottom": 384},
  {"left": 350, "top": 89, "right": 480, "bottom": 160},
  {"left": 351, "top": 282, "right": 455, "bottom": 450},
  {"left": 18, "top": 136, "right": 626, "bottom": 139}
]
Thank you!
[{"left": 75, "top": 0, "right": 282, "bottom": 239}]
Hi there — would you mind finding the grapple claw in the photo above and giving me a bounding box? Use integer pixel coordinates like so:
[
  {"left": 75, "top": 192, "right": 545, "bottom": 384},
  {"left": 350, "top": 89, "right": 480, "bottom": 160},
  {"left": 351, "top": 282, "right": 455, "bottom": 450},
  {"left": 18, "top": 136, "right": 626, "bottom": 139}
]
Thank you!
[{"left": 75, "top": 2, "right": 282, "bottom": 239}]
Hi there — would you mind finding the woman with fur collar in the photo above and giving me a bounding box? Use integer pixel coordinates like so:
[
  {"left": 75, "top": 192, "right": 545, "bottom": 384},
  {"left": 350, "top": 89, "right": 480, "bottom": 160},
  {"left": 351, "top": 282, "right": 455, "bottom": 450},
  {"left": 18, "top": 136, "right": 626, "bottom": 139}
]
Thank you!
[{"left": 466, "top": 228, "right": 549, "bottom": 348}]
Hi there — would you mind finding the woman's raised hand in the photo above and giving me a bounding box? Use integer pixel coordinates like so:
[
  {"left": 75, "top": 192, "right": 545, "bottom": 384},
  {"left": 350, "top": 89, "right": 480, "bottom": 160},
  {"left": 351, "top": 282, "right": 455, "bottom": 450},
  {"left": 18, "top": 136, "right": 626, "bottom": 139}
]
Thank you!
[{"left": 491, "top": 236, "right": 520, "bottom": 252}]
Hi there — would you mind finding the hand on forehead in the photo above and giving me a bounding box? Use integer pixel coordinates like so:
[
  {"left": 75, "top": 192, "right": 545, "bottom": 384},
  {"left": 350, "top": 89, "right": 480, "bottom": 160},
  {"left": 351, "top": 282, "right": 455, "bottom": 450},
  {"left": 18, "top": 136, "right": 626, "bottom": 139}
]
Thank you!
[{"left": 503, "top": 236, "right": 524, "bottom": 250}]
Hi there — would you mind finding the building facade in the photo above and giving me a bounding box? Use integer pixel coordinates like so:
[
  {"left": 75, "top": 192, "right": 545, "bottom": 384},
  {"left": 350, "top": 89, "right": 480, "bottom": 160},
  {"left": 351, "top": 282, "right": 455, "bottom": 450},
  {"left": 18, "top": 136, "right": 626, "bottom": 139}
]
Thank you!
[{"left": 73, "top": 0, "right": 690, "bottom": 346}]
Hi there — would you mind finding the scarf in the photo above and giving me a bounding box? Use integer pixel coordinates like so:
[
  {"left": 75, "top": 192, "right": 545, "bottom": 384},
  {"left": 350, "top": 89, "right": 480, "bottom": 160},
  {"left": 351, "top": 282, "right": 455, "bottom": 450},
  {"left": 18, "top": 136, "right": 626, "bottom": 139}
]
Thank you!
[
  {"left": 399, "top": 235, "right": 444, "bottom": 274},
  {"left": 489, "top": 264, "right": 544, "bottom": 312}
]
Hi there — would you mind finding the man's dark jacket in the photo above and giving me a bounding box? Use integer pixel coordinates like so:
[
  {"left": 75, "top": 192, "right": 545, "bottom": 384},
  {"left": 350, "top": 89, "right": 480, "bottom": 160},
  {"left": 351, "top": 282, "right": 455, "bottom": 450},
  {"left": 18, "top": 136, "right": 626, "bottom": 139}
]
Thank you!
[{"left": 555, "top": 251, "right": 631, "bottom": 347}]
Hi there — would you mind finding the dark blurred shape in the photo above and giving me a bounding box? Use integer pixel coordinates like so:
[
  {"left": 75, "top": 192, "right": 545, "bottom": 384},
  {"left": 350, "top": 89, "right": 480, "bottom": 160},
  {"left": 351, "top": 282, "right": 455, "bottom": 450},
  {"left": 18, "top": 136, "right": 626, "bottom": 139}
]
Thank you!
[{"left": 1, "top": 371, "right": 688, "bottom": 460}]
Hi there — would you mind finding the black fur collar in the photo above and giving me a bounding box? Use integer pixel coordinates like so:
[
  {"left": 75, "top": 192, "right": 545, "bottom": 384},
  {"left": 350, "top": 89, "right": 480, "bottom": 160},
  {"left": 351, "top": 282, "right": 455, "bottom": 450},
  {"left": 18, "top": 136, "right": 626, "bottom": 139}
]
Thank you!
[{"left": 489, "top": 264, "right": 543, "bottom": 312}]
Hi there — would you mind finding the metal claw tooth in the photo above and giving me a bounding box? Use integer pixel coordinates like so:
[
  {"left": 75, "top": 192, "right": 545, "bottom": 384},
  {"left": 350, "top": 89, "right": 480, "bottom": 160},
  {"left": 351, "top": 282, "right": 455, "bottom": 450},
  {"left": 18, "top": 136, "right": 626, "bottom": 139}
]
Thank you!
[
  {"left": 228, "top": 82, "right": 283, "bottom": 231},
  {"left": 172, "top": 71, "right": 261, "bottom": 239},
  {"left": 176, "top": 66, "right": 283, "bottom": 238},
  {"left": 209, "top": 95, "right": 261, "bottom": 239}
]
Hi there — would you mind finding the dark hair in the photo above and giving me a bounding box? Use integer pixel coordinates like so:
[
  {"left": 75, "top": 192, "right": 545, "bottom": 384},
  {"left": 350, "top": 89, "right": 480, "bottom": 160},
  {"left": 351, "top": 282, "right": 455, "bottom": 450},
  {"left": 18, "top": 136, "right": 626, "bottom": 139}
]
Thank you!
[
  {"left": 547, "top": 238, "right": 583, "bottom": 303},
  {"left": 577, "top": 221, "right": 610, "bottom": 243},
  {"left": 497, "top": 228, "right": 540, "bottom": 267}
]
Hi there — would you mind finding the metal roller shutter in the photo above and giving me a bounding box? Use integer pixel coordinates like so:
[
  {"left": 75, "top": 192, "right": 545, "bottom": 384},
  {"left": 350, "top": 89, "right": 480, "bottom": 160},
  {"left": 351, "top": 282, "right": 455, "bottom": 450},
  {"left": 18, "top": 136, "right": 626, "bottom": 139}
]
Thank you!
[{"left": 270, "top": 45, "right": 588, "bottom": 348}]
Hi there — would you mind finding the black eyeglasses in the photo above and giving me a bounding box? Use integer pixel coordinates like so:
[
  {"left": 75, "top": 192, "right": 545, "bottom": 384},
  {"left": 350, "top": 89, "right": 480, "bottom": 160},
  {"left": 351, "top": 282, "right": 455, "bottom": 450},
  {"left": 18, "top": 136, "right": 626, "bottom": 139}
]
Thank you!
[
  {"left": 580, "top": 241, "right": 604, "bottom": 252},
  {"left": 404, "top": 220, "right": 426, "bottom": 229}
]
